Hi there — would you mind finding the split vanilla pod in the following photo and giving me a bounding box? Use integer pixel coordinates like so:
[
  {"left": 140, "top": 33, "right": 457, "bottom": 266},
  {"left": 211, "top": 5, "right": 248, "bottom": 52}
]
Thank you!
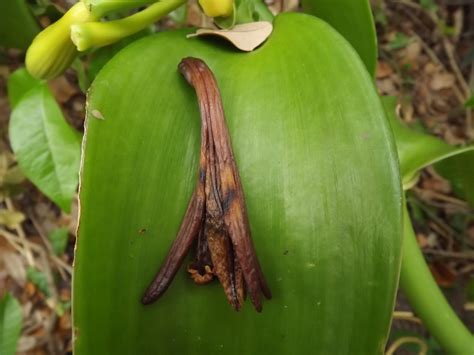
[{"left": 142, "top": 57, "right": 271, "bottom": 312}]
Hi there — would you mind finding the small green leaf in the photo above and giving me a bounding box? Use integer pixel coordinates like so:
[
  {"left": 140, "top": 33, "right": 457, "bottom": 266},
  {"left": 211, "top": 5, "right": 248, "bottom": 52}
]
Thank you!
[
  {"left": 420, "top": 0, "right": 438, "bottom": 12},
  {"left": 27, "top": 266, "right": 51, "bottom": 297},
  {"left": 0, "top": 210, "right": 25, "bottom": 228},
  {"left": 55, "top": 300, "right": 71, "bottom": 317},
  {"left": 7, "top": 68, "right": 42, "bottom": 110},
  {"left": 9, "top": 83, "right": 81, "bottom": 212},
  {"left": 434, "top": 151, "right": 474, "bottom": 207},
  {"left": 0, "top": 0, "right": 39, "bottom": 49},
  {"left": 464, "top": 95, "right": 474, "bottom": 108},
  {"left": 387, "top": 33, "right": 411, "bottom": 50},
  {"left": 48, "top": 228, "right": 69, "bottom": 256},
  {"left": 0, "top": 293, "right": 22, "bottom": 355},
  {"left": 168, "top": 3, "right": 188, "bottom": 26},
  {"left": 381, "top": 96, "right": 474, "bottom": 188}
]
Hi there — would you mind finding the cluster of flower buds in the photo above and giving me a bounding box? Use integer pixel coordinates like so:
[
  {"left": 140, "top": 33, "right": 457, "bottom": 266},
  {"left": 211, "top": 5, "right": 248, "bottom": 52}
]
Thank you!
[{"left": 26, "top": 0, "right": 236, "bottom": 80}]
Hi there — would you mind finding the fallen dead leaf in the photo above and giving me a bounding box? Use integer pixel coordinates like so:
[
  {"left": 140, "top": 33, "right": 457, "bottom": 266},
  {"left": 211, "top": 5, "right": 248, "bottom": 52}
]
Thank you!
[
  {"left": 401, "top": 41, "right": 422, "bottom": 69},
  {"left": 430, "top": 72, "right": 455, "bottom": 91},
  {"left": 376, "top": 78, "right": 398, "bottom": 96},
  {"left": 17, "top": 335, "right": 37, "bottom": 352},
  {"left": 1, "top": 249, "right": 27, "bottom": 285},
  {"left": 187, "top": 21, "right": 273, "bottom": 52},
  {"left": 429, "top": 261, "right": 456, "bottom": 287},
  {"left": 376, "top": 61, "right": 393, "bottom": 79}
]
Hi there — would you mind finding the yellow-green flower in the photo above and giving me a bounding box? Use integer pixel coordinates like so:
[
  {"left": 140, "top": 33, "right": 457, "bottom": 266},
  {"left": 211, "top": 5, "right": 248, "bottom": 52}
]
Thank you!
[
  {"left": 199, "top": 0, "right": 234, "bottom": 18},
  {"left": 26, "top": 2, "right": 93, "bottom": 80}
]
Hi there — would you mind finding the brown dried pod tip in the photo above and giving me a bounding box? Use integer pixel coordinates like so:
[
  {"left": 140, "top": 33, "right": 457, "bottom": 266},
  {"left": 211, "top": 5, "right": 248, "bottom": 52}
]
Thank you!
[{"left": 141, "top": 57, "right": 271, "bottom": 312}]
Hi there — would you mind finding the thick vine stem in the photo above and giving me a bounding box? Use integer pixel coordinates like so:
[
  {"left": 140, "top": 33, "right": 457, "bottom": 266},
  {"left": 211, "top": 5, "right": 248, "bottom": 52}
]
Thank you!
[
  {"left": 400, "top": 205, "right": 474, "bottom": 353},
  {"left": 71, "top": 0, "right": 186, "bottom": 51}
]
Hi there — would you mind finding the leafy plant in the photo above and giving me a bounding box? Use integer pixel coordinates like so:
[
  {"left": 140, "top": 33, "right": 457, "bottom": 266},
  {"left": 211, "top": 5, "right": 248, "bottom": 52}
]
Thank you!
[
  {"left": 73, "top": 10, "right": 402, "bottom": 355},
  {"left": 0, "top": 293, "right": 22, "bottom": 355},
  {"left": 8, "top": 69, "right": 81, "bottom": 213},
  {"left": 0, "top": 0, "right": 39, "bottom": 49},
  {"left": 2, "top": 0, "right": 472, "bottom": 354}
]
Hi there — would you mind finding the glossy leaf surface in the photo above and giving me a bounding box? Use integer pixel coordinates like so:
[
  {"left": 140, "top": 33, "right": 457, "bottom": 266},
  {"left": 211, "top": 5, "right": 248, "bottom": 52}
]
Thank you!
[
  {"left": 74, "top": 13, "right": 402, "bottom": 354},
  {"left": 301, "top": 0, "right": 377, "bottom": 77},
  {"left": 9, "top": 71, "right": 81, "bottom": 212},
  {"left": 0, "top": 293, "right": 22, "bottom": 355}
]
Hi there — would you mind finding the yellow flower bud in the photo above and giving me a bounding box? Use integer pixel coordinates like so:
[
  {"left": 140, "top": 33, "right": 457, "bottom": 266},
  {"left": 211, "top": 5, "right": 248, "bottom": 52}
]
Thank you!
[
  {"left": 26, "top": 2, "right": 93, "bottom": 80},
  {"left": 198, "top": 0, "right": 234, "bottom": 18}
]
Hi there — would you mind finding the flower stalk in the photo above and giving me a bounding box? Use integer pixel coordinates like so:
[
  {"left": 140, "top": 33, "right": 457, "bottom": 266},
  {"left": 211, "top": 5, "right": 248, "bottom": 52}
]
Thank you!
[
  {"left": 82, "top": 0, "right": 158, "bottom": 18},
  {"left": 71, "top": 0, "right": 186, "bottom": 51},
  {"left": 25, "top": 2, "right": 95, "bottom": 80}
]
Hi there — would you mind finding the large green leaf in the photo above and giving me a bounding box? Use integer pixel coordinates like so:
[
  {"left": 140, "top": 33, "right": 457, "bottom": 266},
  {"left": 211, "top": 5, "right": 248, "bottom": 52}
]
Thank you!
[
  {"left": 301, "top": 0, "right": 377, "bottom": 77},
  {"left": 0, "top": 0, "right": 39, "bottom": 49},
  {"left": 74, "top": 13, "right": 402, "bottom": 354},
  {"left": 381, "top": 96, "right": 474, "bottom": 188},
  {"left": 8, "top": 72, "right": 81, "bottom": 212},
  {"left": 0, "top": 293, "right": 22, "bottom": 355}
]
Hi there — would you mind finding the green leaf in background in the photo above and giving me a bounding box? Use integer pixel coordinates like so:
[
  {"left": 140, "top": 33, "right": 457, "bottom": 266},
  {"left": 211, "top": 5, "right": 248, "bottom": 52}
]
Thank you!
[
  {"left": 381, "top": 96, "right": 474, "bottom": 188},
  {"left": 301, "top": 0, "right": 377, "bottom": 77},
  {"left": 8, "top": 70, "right": 81, "bottom": 212},
  {"left": 27, "top": 266, "right": 51, "bottom": 297},
  {"left": 0, "top": 293, "right": 22, "bottom": 355},
  {"left": 0, "top": 0, "right": 39, "bottom": 49},
  {"left": 48, "top": 227, "right": 69, "bottom": 256},
  {"left": 434, "top": 151, "right": 474, "bottom": 207},
  {"left": 6, "top": 68, "right": 42, "bottom": 110},
  {"left": 0, "top": 210, "right": 25, "bottom": 229},
  {"left": 74, "top": 13, "right": 402, "bottom": 354},
  {"left": 386, "top": 32, "right": 412, "bottom": 51},
  {"left": 465, "top": 95, "right": 474, "bottom": 107}
]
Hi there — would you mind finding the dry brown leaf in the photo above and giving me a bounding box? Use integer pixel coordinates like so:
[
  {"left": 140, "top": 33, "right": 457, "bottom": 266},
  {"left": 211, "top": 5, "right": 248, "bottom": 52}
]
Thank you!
[
  {"left": 430, "top": 72, "right": 455, "bottom": 91},
  {"left": 187, "top": 21, "right": 273, "bottom": 52},
  {"left": 1, "top": 249, "right": 27, "bottom": 285},
  {"left": 376, "top": 61, "right": 393, "bottom": 79},
  {"left": 16, "top": 335, "right": 38, "bottom": 353},
  {"left": 401, "top": 41, "right": 422, "bottom": 69},
  {"left": 376, "top": 78, "right": 397, "bottom": 96},
  {"left": 429, "top": 262, "right": 456, "bottom": 288}
]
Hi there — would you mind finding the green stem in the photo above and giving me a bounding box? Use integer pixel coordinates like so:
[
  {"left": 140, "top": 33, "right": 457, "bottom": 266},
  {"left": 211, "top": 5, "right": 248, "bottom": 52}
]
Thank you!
[
  {"left": 82, "top": 0, "right": 159, "bottom": 18},
  {"left": 72, "top": 0, "right": 186, "bottom": 51},
  {"left": 400, "top": 205, "right": 474, "bottom": 353}
]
